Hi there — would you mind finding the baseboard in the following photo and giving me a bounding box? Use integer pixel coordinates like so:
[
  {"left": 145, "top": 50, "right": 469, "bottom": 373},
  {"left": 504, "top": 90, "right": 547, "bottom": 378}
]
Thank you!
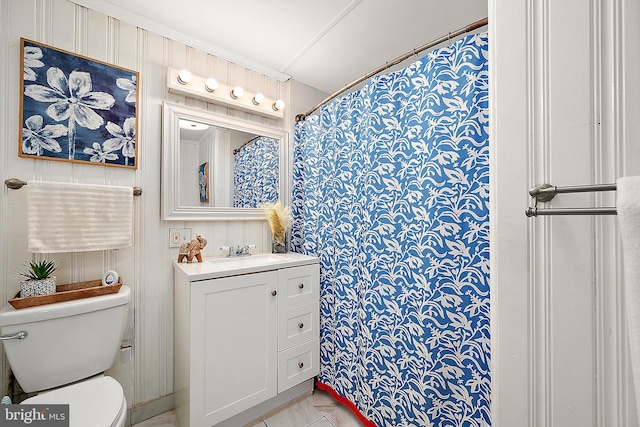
[
  {"left": 126, "top": 379, "right": 314, "bottom": 426},
  {"left": 215, "top": 379, "right": 314, "bottom": 427},
  {"left": 127, "top": 393, "right": 175, "bottom": 426}
]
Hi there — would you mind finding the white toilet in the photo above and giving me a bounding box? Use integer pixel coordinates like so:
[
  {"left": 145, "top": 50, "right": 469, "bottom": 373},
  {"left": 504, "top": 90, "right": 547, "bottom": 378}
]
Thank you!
[{"left": 0, "top": 285, "right": 131, "bottom": 427}]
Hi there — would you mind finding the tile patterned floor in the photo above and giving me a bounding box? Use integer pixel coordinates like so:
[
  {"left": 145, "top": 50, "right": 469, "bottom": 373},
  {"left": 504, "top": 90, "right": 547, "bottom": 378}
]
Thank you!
[{"left": 131, "top": 389, "right": 364, "bottom": 427}]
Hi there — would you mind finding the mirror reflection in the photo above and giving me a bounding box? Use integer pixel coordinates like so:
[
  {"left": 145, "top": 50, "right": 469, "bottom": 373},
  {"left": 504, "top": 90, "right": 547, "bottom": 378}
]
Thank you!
[
  {"left": 179, "top": 120, "right": 280, "bottom": 208},
  {"left": 162, "top": 102, "right": 287, "bottom": 221}
]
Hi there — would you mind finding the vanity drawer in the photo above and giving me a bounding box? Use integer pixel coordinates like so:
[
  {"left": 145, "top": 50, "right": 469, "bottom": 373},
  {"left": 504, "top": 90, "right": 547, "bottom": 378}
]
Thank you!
[
  {"left": 277, "top": 265, "right": 319, "bottom": 309},
  {"left": 278, "top": 301, "right": 319, "bottom": 350},
  {"left": 277, "top": 338, "right": 319, "bottom": 392}
]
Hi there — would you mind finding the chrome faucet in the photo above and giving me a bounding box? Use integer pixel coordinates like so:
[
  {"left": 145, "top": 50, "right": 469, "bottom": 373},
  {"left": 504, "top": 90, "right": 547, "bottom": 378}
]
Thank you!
[{"left": 221, "top": 245, "right": 255, "bottom": 257}]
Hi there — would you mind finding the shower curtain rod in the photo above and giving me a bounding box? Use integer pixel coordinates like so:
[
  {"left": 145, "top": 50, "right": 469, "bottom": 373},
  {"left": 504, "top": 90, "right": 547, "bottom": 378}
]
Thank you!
[
  {"left": 233, "top": 135, "right": 261, "bottom": 155},
  {"left": 295, "top": 17, "right": 488, "bottom": 121}
]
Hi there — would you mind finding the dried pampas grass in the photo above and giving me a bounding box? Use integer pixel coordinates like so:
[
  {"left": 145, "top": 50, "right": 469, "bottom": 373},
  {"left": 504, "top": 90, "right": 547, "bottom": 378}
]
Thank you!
[{"left": 262, "top": 201, "right": 292, "bottom": 246}]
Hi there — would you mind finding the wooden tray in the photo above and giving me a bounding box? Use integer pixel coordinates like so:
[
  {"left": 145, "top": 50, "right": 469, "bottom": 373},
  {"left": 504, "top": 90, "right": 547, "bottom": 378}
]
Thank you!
[{"left": 8, "top": 278, "right": 123, "bottom": 309}]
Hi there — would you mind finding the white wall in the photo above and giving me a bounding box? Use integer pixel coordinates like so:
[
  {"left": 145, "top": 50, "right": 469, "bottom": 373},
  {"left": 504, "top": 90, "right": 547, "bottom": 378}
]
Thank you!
[
  {"left": 490, "top": 0, "right": 640, "bottom": 425},
  {"left": 0, "top": 0, "right": 330, "bottom": 414}
]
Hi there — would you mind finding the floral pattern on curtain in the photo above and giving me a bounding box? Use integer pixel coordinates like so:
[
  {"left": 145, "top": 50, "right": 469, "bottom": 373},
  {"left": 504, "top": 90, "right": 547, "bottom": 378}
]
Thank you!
[
  {"left": 233, "top": 136, "right": 279, "bottom": 208},
  {"left": 292, "top": 33, "right": 490, "bottom": 427}
]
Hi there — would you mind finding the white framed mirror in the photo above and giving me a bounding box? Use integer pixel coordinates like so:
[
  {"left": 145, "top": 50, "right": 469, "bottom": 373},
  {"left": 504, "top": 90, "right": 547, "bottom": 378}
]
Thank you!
[{"left": 162, "top": 102, "right": 288, "bottom": 220}]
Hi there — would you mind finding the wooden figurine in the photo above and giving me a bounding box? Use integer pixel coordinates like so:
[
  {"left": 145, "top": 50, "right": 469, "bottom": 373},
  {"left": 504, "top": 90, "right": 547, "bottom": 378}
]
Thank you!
[{"left": 177, "top": 234, "right": 207, "bottom": 263}]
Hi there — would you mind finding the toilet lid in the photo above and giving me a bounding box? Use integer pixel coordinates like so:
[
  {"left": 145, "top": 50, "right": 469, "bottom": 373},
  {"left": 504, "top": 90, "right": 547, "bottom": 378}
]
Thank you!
[{"left": 23, "top": 376, "right": 124, "bottom": 427}]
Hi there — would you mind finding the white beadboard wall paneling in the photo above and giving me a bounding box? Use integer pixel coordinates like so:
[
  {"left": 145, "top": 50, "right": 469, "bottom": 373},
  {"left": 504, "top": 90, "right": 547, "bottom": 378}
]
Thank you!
[
  {"left": 111, "top": 0, "right": 137, "bottom": 353},
  {"left": 188, "top": 44, "right": 215, "bottom": 116},
  {"left": 594, "top": 0, "right": 609, "bottom": 421},
  {"left": 492, "top": 0, "right": 640, "bottom": 425},
  {"left": 37, "top": 0, "right": 53, "bottom": 43},
  {"left": 140, "top": 25, "right": 174, "bottom": 405},
  {"left": 0, "top": 0, "right": 10, "bottom": 394},
  {"left": 4, "top": 0, "right": 35, "bottom": 388},
  {"left": 549, "top": 1, "right": 597, "bottom": 425},
  {"left": 622, "top": 0, "right": 640, "bottom": 422},
  {"left": 530, "top": 1, "right": 550, "bottom": 425},
  {"left": 74, "top": 0, "right": 88, "bottom": 55},
  {"left": 50, "top": 1, "right": 74, "bottom": 79},
  {"left": 597, "top": 1, "right": 627, "bottom": 425},
  {"left": 622, "top": 0, "right": 640, "bottom": 176},
  {"left": 168, "top": 221, "right": 271, "bottom": 263}
]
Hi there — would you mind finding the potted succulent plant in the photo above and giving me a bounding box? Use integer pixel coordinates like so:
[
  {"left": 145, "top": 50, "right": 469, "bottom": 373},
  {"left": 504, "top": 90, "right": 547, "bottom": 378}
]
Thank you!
[{"left": 16, "top": 259, "right": 59, "bottom": 298}]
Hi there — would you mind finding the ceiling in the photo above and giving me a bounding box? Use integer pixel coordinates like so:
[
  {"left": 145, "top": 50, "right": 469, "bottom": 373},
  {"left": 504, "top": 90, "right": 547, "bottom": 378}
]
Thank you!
[{"left": 71, "top": 0, "right": 488, "bottom": 95}]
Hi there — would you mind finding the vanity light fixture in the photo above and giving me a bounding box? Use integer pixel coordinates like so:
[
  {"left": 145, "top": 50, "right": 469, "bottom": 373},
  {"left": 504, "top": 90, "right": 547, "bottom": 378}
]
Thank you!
[
  {"left": 166, "top": 67, "right": 284, "bottom": 119},
  {"left": 205, "top": 78, "right": 218, "bottom": 92},
  {"left": 252, "top": 93, "right": 265, "bottom": 106},
  {"left": 177, "top": 69, "right": 192, "bottom": 85},
  {"left": 230, "top": 86, "right": 245, "bottom": 99},
  {"left": 272, "top": 99, "right": 286, "bottom": 111}
]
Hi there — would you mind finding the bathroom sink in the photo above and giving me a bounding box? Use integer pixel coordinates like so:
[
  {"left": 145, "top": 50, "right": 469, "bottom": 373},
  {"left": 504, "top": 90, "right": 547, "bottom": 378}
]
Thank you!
[
  {"left": 173, "top": 252, "right": 319, "bottom": 281},
  {"left": 207, "top": 253, "right": 284, "bottom": 269}
]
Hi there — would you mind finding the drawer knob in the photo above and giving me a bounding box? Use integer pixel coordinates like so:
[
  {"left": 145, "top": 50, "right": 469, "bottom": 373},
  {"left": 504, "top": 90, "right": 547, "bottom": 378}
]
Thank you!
[
  {"left": 298, "top": 283, "right": 304, "bottom": 289},
  {"left": 298, "top": 362, "right": 304, "bottom": 369},
  {"left": 271, "top": 290, "right": 277, "bottom": 296},
  {"left": 298, "top": 322, "right": 304, "bottom": 329}
]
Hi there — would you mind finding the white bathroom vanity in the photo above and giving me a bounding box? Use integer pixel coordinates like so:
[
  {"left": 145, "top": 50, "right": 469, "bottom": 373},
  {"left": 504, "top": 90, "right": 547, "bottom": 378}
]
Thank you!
[{"left": 173, "top": 252, "right": 320, "bottom": 427}]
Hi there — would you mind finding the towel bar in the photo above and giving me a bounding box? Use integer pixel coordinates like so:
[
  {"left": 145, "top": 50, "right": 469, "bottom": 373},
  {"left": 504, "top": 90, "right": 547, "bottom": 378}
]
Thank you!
[
  {"left": 526, "top": 182, "right": 617, "bottom": 217},
  {"left": 526, "top": 207, "right": 617, "bottom": 217},
  {"left": 5, "top": 178, "right": 142, "bottom": 196},
  {"left": 529, "top": 183, "right": 617, "bottom": 201}
]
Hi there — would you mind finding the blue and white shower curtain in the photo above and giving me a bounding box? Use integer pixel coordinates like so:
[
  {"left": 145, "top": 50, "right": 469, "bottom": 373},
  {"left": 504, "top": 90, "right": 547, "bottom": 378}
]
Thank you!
[
  {"left": 233, "top": 136, "right": 279, "bottom": 208},
  {"left": 292, "top": 33, "right": 490, "bottom": 426}
]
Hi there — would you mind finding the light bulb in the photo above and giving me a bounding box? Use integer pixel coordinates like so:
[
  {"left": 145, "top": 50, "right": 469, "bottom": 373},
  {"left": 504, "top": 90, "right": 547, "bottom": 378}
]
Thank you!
[
  {"left": 205, "top": 78, "right": 218, "bottom": 92},
  {"left": 177, "top": 69, "right": 192, "bottom": 85},
  {"left": 272, "top": 99, "right": 285, "bottom": 111},
  {"left": 252, "top": 93, "right": 265, "bottom": 105},
  {"left": 230, "top": 86, "right": 244, "bottom": 99}
]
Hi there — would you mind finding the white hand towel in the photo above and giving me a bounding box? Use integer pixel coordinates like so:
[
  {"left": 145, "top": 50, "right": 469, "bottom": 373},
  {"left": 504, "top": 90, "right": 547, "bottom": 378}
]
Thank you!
[
  {"left": 27, "top": 180, "right": 133, "bottom": 253},
  {"left": 617, "top": 176, "right": 640, "bottom": 417}
]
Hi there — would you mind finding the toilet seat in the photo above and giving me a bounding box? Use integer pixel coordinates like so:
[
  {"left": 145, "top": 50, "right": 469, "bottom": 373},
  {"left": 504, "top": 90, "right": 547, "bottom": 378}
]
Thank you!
[{"left": 23, "top": 376, "right": 126, "bottom": 427}]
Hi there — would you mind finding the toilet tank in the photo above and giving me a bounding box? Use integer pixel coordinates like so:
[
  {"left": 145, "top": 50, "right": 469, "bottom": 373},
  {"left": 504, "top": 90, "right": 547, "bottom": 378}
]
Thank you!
[{"left": 0, "top": 285, "right": 131, "bottom": 393}]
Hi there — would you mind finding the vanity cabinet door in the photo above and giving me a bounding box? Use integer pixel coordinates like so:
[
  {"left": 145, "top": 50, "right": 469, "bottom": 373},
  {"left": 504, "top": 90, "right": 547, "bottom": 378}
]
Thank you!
[{"left": 190, "top": 271, "right": 278, "bottom": 426}]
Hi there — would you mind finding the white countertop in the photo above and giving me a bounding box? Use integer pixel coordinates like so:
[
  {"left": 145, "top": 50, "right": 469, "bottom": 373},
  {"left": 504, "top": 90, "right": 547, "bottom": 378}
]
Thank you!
[{"left": 173, "top": 252, "right": 319, "bottom": 281}]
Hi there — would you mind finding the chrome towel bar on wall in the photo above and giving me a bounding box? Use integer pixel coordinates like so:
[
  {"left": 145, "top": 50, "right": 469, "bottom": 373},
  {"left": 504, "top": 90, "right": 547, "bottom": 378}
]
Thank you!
[{"left": 525, "top": 183, "right": 617, "bottom": 217}]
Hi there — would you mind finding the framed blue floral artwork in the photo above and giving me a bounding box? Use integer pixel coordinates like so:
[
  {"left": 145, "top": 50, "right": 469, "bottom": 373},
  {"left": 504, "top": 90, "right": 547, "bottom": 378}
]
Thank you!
[
  {"left": 19, "top": 38, "right": 139, "bottom": 169},
  {"left": 199, "top": 162, "right": 209, "bottom": 202}
]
